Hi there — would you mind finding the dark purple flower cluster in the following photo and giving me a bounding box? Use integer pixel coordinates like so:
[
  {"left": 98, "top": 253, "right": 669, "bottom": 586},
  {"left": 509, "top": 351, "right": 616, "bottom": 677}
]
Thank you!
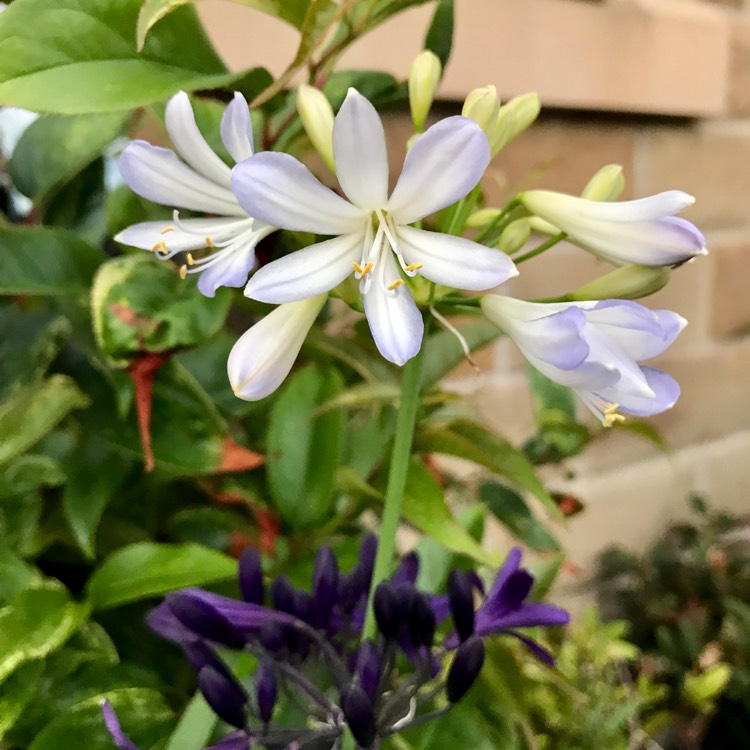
[{"left": 103, "top": 539, "right": 568, "bottom": 750}]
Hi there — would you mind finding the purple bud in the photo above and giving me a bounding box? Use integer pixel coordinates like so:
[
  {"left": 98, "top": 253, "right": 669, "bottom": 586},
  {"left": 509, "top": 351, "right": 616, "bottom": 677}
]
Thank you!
[
  {"left": 408, "top": 592, "right": 436, "bottom": 649},
  {"left": 358, "top": 534, "right": 378, "bottom": 582},
  {"left": 446, "top": 637, "right": 485, "bottom": 703},
  {"left": 198, "top": 665, "right": 248, "bottom": 729},
  {"left": 341, "top": 684, "right": 377, "bottom": 748},
  {"left": 338, "top": 564, "right": 367, "bottom": 613},
  {"left": 392, "top": 552, "right": 419, "bottom": 586},
  {"left": 258, "top": 620, "right": 287, "bottom": 655},
  {"left": 312, "top": 546, "right": 339, "bottom": 627},
  {"left": 255, "top": 660, "right": 277, "bottom": 724},
  {"left": 373, "top": 582, "right": 400, "bottom": 641},
  {"left": 183, "top": 640, "right": 233, "bottom": 681},
  {"left": 270, "top": 575, "right": 297, "bottom": 615},
  {"left": 356, "top": 640, "right": 382, "bottom": 703},
  {"left": 167, "top": 595, "right": 245, "bottom": 649},
  {"left": 293, "top": 591, "right": 317, "bottom": 627},
  {"left": 393, "top": 583, "right": 416, "bottom": 620},
  {"left": 238, "top": 549, "right": 264, "bottom": 605},
  {"left": 447, "top": 570, "right": 475, "bottom": 642},
  {"left": 501, "top": 570, "right": 534, "bottom": 610}
]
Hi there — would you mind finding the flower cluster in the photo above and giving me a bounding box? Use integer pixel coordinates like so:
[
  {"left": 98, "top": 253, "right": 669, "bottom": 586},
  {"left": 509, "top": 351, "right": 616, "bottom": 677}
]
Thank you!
[
  {"left": 103, "top": 540, "right": 568, "bottom": 750},
  {"left": 114, "top": 84, "right": 706, "bottom": 422}
]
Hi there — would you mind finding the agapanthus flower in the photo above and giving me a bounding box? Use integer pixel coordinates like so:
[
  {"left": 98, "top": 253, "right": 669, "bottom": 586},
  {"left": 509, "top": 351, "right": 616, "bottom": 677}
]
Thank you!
[
  {"left": 231, "top": 88, "right": 517, "bottom": 366},
  {"left": 481, "top": 295, "right": 685, "bottom": 424},
  {"left": 115, "top": 91, "right": 274, "bottom": 297},
  {"left": 103, "top": 539, "right": 567, "bottom": 750},
  {"left": 520, "top": 189, "right": 706, "bottom": 267}
]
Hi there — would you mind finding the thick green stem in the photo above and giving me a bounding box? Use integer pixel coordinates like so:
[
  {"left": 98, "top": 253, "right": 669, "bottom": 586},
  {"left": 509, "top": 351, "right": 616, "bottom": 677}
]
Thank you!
[{"left": 361, "top": 347, "right": 424, "bottom": 640}]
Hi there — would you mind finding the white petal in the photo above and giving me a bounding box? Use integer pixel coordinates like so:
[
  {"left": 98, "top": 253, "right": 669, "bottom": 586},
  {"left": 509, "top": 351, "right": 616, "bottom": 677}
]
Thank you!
[
  {"left": 231, "top": 152, "right": 367, "bottom": 235},
  {"left": 221, "top": 92, "right": 254, "bottom": 163},
  {"left": 119, "top": 141, "right": 244, "bottom": 216},
  {"left": 115, "top": 218, "right": 246, "bottom": 252},
  {"left": 228, "top": 295, "right": 327, "bottom": 401},
  {"left": 165, "top": 91, "right": 232, "bottom": 186},
  {"left": 197, "top": 244, "right": 257, "bottom": 298},
  {"left": 386, "top": 116, "right": 490, "bottom": 224},
  {"left": 244, "top": 232, "right": 363, "bottom": 304},
  {"left": 396, "top": 226, "right": 517, "bottom": 290},
  {"left": 333, "top": 88, "right": 388, "bottom": 209},
  {"left": 363, "top": 253, "right": 424, "bottom": 365}
]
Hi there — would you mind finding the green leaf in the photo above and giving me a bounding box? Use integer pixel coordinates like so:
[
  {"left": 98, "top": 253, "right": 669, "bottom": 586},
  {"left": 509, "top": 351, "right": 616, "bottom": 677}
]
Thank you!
[
  {"left": 137, "top": 0, "right": 310, "bottom": 49},
  {"left": 420, "top": 320, "right": 501, "bottom": 390},
  {"left": 0, "top": 225, "right": 103, "bottom": 296},
  {"left": 267, "top": 366, "right": 344, "bottom": 529},
  {"left": 480, "top": 481, "right": 560, "bottom": 552},
  {"left": 0, "top": 583, "right": 88, "bottom": 683},
  {"left": 0, "top": 0, "right": 234, "bottom": 114},
  {"left": 164, "top": 692, "right": 217, "bottom": 750},
  {"left": 322, "top": 70, "right": 399, "bottom": 109},
  {"left": 414, "top": 418, "right": 561, "bottom": 520},
  {"left": 0, "top": 375, "right": 89, "bottom": 465},
  {"left": 91, "top": 254, "right": 232, "bottom": 367},
  {"left": 10, "top": 112, "right": 129, "bottom": 203},
  {"left": 527, "top": 365, "right": 577, "bottom": 422},
  {"left": 611, "top": 418, "right": 669, "bottom": 453},
  {"left": 316, "top": 382, "right": 401, "bottom": 413},
  {"left": 62, "top": 436, "right": 132, "bottom": 560},
  {"left": 424, "top": 0, "right": 454, "bottom": 68},
  {"left": 401, "top": 459, "right": 497, "bottom": 566},
  {"left": 0, "top": 548, "right": 42, "bottom": 605},
  {"left": 26, "top": 687, "right": 173, "bottom": 750},
  {"left": 86, "top": 542, "right": 238, "bottom": 610},
  {"left": 0, "top": 660, "right": 45, "bottom": 740}
]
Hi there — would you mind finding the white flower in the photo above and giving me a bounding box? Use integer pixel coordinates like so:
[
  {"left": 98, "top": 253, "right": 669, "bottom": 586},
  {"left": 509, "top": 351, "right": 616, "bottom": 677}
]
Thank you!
[
  {"left": 228, "top": 295, "right": 327, "bottom": 401},
  {"left": 231, "top": 88, "right": 517, "bottom": 365},
  {"left": 481, "top": 295, "right": 686, "bottom": 424},
  {"left": 520, "top": 190, "right": 706, "bottom": 267},
  {"left": 115, "top": 91, "right": 274, "bottom": 297}
]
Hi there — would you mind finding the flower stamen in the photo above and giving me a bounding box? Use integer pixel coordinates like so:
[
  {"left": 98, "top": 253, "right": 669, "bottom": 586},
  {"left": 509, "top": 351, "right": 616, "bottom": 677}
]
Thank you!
[
  {"left": 404, "top": 262, "right": 423, "bottom": 272},
  {"left": 388, "top": 279, "right": 405, "bottom": 291},
  {"left": 179, "top": 265, "right": 187, "bottom": 279},
  {"left": 205, "top": 236, "right": 215, "bottom": 247},
  {"left": 151, "top": 241, "right": 167, "bottom": 254},
  {"left": 160, "top": 226, "right": 174, "bottom": 235},
  {"left": 602, "top": 402, "right": 625, "bottom": 428},
  {"left": 187, "top": 253, "right": 195, "bottom": 266}
]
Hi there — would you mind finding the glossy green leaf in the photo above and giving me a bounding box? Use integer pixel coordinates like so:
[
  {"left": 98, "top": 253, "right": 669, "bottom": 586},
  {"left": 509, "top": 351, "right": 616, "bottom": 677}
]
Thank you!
[
  {"left": 86, "top": 542, "right": 238, "bottom": 610},
  {"left": 420, "top": 320, "right": 502, "bottom": 389},
  {"left": 0, "top": 660, "right": 45, "bottom": 740},
  {"left": 137, "top": 0, "right": 310, "bottom": 49},
  {"left": 0, "top": 583, "right": 88, "bottom": 683},
  {"left": 91, "top": 254, "right": 232, "bottom": 367},
  {"left": 26, "top": 687, "right": 173, "bottom": 750},
  {"left": 0, "top": 225, "right": 103, "bottom": 296},
  {"left": 164, "top": 692, "right": 217, "bottom": 750},
  {"left": 267, "top": 366, "right": 344, "bottom": 529},
  {"left": 0, "top": 548, "right": 42, "bottom": 605},
  {"left": 10, "top": 112, "right": 129, "bottom": 203},
  {"left": 424, "top": 0, "right": 454, "bottom": 68},
  {"left": 415, "top": 418, "right": 561, "bottom": 520},
  {"left": 0, "top": 0, "right": 233, "bottom": 114},
  {"left": 480, "top": 481, "right": 560, "bottom": 552},
  {"left": 0, "top": 375, "right": 89, "bottom": 465},
  {"left": 322, "top": 71, "right": 399, "bottom": 109}
]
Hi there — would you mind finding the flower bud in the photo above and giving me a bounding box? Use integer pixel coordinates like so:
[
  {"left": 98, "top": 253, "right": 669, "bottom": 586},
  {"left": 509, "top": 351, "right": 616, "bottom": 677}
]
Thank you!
[
  {"left": 462, "top": 85, "right": 501, "bottom": 135},
  {"left": 498, "top": 218, "right": 531, "bottom": 255},
  {"left": 569, "top": 264, "right": 671, "bottom": 301},
  {"left": 341, "top": 684, "right": 377, "bottom": 749},
  {"left": 373, "top": 582, "right": 401, "bottom": 641},
  {"left": 581, "top": 164, "right": 625, "bottom": 202},
  {"left": 408, "top": 592, "right": 436, "bottom": 649},
  {"left": 490, "top": 93, "right": 540, "bottom": 155},
  {"left": 296, "top": 84, "right": 336, "bottom": 173},
  {"left": 198, "top": 665, "right": 248, "bottom": 729},
  {"left": 446, "top": 636, "right": 485, "bottom": 703},
  {"left": 255, "top": 659, "right": 278, "bottom": 723},
  {"left": 167, "top": 594, "right": 246, "bottom": 649},
  {"left": 356, "top": 640, "right": 383, "bottom": 702},
  {"left": 312, "top": 545, "right": 340, "bottom": 628},
  {"left": 409, "top": 50, "right": 442, "bottom": 132},
  {"left": 270, "top": 575, "right": 297, "bottom": 615},
  {"left": 447, "top": 570, "right": 475, "bottom": 642},
  {"left": 466, "top": 207, "right": 502, "bottom": 229},
  {"left": 238, "top": 548, "right": 264, "bottom": 605}
]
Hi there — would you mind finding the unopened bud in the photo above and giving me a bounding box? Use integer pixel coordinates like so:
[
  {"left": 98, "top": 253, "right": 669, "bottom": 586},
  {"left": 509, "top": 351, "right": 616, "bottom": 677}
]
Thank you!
[
  {"left": 447, "top": 570, "right": 475, "bottom": 642},
  {"left": 238, "top": 548, "right": 264, "bottom": 605},
  {"left": 446, "top": 636, "right": 485, "bottom": 703},
  {"left": 409, "top": 50, "right": 442, "bottom": 132},
  {"left": 198, "top": 666, "right": 248, "bottom": 729},
  {"left": 570, "top": 264, "right": 671, "bottom": 301},
  {"left": 581, "top": 164, "right": 625, "bottom": 202},
  {"left": 490, "top": 93, "right": 540, "bottom": 155},
  {"left": 296, "top": 84, "right": 335, "bottom": 173},
  {"left": 373, "top": 582, "right": 401, "bottom": 641},
  {"left": 341, "top": 684, "right": 377, "bottom": 748},
  {"left": 312, "top": 545, "right": 339, "bottom": 627},
  {"left": 462, "top": 85, "right": 501, "bottom": 135},
  {"left": 408, "top": 592, "right": 436, "bottom": 648},
  {"left": 167, "top": 594, "right": 246, "bottom": 649},
  {"left": 466, "top": 207, "right": 502, "bottom": 229},
  {"left": 498, "top": 218, "right": 531, "bottom": 254},
  {"left": 256, "top": 659, "right": 278, "bottom": 724}
]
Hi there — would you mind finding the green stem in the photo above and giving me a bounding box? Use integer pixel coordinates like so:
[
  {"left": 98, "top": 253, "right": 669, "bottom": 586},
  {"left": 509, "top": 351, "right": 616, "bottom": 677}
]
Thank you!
[
  {"left": 361, "top": 346, "right": 424, "bottom": 640},
  {"left": 474, "top": 198, "right": 522, "bottom": 245},
  {"left": 513, "top": 232, "right": 566, "bottom": 264}
]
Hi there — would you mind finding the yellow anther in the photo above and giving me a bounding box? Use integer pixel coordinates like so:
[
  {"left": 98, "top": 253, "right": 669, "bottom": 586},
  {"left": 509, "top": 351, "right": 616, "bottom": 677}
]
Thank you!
[
  {"left": 187, "top": 253, "right": 195, "bottom": 266},
  {"left": 179, "top": 265, "right": 187, "bottom": 280},
  {"left": 602, "top": 403, "right": 625, "bottom": 428},
  {"left": 387, "top": 279, "right": 405, "bottom": 291},
  {"left": 205, "top": 236, "right": 214, "bottom": 248},
  {"left": 160, "top": 226, "right": 174, "bottom": 234},
  {"left": 404, "top": 262, "right": 423, "bottom": 272},
  {"left": 352, "top": 261, "right": 374, "bottom": 276},
  {"left": 151, "top": 241, "right": 167, "bottom": 254}
]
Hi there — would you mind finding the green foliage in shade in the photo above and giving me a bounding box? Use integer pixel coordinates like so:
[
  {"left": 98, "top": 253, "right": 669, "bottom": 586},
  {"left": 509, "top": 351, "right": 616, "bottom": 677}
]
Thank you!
[
  {"left": 424, "top": 0, "right": 455, "bottom": 68},
  {"left": 0, "top": 225, "right": 104, "bottom": 296},
  {"left": 9, "top": 112, "right": 130, "bottom": 204},
  {"left": 0, "top": 660, "right": 45, "bottom": 740},
  {"left": 0, "top": 549, "right": 43, "bottom": 605},
  {"left": 25, "top": 688, "right": 173, "bottom": 750},
  {"left": 0, "top": 0, "right": 235, "bottom": 113},
  {"left": 86, "top": 542, "right": 238, "bottom": 610},
  {"left": 163, "top": 692, "right": 217, "bottom": 750},
  {"left": 266, "top": 366, "right": 345, "bottom": 529},
  {"left": 91, "top": 254, "right": 232, "bottom": 367}
]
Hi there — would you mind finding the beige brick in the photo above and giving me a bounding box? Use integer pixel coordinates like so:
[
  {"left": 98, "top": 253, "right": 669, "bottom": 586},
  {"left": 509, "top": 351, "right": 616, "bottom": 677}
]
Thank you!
[
  {"left": 728, "top": 17, "right": 750, "bottom": 115},
  {"left": 635, "top": 122, "right": 750, "bottom": 231},
  {"left": 709, "top": 234, "right": 750, "bottom": 338}
]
